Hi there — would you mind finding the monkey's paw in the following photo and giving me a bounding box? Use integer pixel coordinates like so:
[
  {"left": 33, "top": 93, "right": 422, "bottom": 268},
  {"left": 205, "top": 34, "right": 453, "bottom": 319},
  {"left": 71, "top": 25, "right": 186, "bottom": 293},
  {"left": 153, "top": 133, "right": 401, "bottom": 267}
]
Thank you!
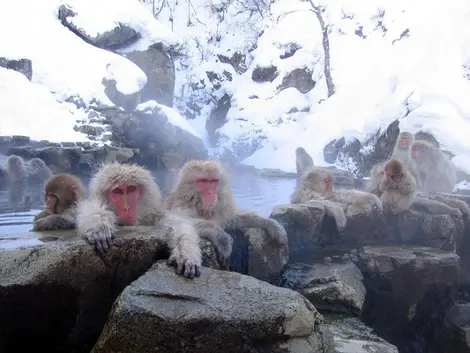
[
  {"left": 267, "top": 220, "right": 289, "bottom": 247},
  {"left": 450, "top": 208, "right": 463, "bottom": 218},
  {"left": 167, "top": 253, "right": 201, "bottom": 279},
  {"left": 84, "top": 228, "right": 114, "bottom": 254},
  {"left": 214, "top": 229, "right": 234, "bottom": 269},
  {"left": 32, "top": 218, "right": 49, "bottom": 231}
]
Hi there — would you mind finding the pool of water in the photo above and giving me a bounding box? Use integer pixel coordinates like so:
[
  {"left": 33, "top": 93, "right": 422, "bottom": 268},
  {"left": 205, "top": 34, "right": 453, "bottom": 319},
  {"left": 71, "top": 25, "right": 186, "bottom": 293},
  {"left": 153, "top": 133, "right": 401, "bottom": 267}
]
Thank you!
[{"left": 0, "top": 171, "right": 296, "bottom": 236}]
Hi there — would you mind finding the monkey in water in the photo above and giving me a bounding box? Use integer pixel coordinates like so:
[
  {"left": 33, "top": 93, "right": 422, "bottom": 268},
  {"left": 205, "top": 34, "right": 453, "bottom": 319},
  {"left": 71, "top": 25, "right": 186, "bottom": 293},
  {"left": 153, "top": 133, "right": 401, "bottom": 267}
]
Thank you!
[
  {"left": 6, "top": 155, "right": 28, "bottom": 204},
  {"left": 76, "top": 162, "right": 202, "bottom": 278},
  {"left": 295, "top": 147, "right": 314, "bottom": 177},
  {"left": 391, "top": 132, "right": 420, "bottom": 186},
  {"left": 165, "top": 160, "right": 289, "bottom": 267},
  {"left": 28, "top": 158, "right": 53, "bottom": 188},
  {"left": 32, "top": 173, "right": 85, "bottom": 231},
  {"left": 378, "top": 159, "right": 417, "bottom": 214},
  {"left": 410, "top": 140, "right": 457, "bottom": 195}
]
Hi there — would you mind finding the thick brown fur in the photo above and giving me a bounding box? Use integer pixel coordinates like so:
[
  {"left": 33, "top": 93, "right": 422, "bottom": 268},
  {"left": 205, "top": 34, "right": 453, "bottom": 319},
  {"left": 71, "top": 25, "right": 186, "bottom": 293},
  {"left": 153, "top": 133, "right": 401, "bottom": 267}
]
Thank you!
[
  {"left": 28, "top": 158, "right": 53, "bottom": 187},
  {"left": 33, "top": 173, "right": 85, "bottom": 231},
  {"left": 76, "top": 162, "right": 201, "bottom": 278},
  {"left": 366, "top": 161, "right": 386, "bottom": 196},
  {"left": 410, "top": 140, "right": 457, "bottom": 194},
  {"left": 165, "top": 160, "right": 288, "bottom": 266},
  {"left": 391, "top": 132, "right": 420, "bottom": 186},
  {"left": 295, "top": 147, "right": 314, "bottom": 177},
  {"left": 379, "top": 159, "right": 417, "bottom": 214},
  {"left": 6, "top": 155, "right": 28, "bottom": 203}
]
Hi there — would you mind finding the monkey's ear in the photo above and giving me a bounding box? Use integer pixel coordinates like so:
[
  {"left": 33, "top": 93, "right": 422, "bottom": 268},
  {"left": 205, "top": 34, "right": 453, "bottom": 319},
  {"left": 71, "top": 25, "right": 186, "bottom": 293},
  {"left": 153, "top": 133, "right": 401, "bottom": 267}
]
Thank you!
[{"left": 71, "top": 185, "right": 78, "bottom": 200}]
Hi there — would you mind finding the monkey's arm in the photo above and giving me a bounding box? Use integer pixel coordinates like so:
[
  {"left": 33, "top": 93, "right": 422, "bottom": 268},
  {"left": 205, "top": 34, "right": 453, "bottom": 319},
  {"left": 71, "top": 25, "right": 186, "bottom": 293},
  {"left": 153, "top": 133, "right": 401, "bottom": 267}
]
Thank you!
[
  {"left": 221, "top": 211, "right": 288, "bottom": 247},
  {"left": 33, "top": 210, "right": 51, "bottom": 222},
  {"left": 76, "top": 199, "right": 117, "bottom": 253},
  {"left": 159, "top": 213, "right": 202, "bottom": 278},
  {"left": 435, "top": 195, "right": 470, "bottom": 217},
  {"left": 192, "top": 219, "right": 233, "bottom": 268},
  {"left": 413, "top": 196, "right": 462, "bottom": 217},
  {"left": 32, "top": 209, "right": 76, "bottom": 231},
  {"left": 332, "top": 189, "right": 383, "bottom": 212},
  {"left": 322, "top": 200, "right": 347, "bottom": 231}
]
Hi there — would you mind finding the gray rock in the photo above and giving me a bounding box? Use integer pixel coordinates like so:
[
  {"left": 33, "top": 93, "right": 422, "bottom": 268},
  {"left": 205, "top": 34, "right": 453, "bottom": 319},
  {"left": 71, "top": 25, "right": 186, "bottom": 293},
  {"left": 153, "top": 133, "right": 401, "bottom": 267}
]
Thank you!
[
  {"left": 58, "top": 4, "right": 140, "bottom": 49},
  {"left": 0, "top": 57, "right": 33, "bottom": 80},
  {"left": 326, "top": 316, "right": 399, "bottom": 353},
  {"left": 441, "top": 302, "right": 470, "bottom": 352},
  {"left": 0, "top": 227, "right": 219, "bottom": 352},
  {"left": 278, "top": 67, "right": 316, "bottom": 94},
  {"left": 296, "top": 262, "right": 366, "bottom": 316},
  {"left": 92, "top": 261, "right": 335, "bottom": 353},
  {"left": 206, "top": 93, "right": 231, "bottom": 145},
  {"left": 120, "top": 44, "right": 175, "bottom": 107},
  {"left": 251, "top": 65, "right": 279, "bottom": 82},
  {"left": 102, "top": 76, "right": 142, "bottom": 112}
]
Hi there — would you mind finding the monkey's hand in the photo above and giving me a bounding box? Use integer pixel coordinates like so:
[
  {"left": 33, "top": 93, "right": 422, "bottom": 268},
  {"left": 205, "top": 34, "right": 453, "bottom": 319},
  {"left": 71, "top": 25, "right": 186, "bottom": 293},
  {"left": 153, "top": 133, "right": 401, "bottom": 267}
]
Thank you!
[
  {"left": 166, "top": 215, "right": 202, "bottom": 279},
  {"left": 449, "top": 207, "right": 463, "bottom": 218},
  {"left": 33, "top": 210, "right": 51, "bottom": 222},
  {"left": 265, "top": 219, "right": 289, "bottom": 249},
  {"left": 211, "top": 228, "right": 234, "bottom": 269},
  {"left": 76, "top": 200, "right": 117, "bottom": 254}
]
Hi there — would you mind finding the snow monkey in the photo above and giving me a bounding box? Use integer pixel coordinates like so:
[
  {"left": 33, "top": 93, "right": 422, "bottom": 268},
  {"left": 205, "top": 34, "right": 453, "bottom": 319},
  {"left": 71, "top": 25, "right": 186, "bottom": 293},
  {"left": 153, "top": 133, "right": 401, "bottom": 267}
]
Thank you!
[
  {"left": 291, "top": 166, "right": 382, "bottom": 231},
  {"left": 379, "top": 159, "right": 417, "bottom": 214},
  {"left": 164, "top": 160, "right": 289, "bottom": 266},
  {"left": 410, "top": 140, "right": 457, "bottom": 195},
  {"left": 391, "top": 131, "right": 420, "bottom": 186},
  {"left": 28, "top": 157, "right": 53, "bottom": 188},
  {"left": 295, "top": 147, "right": 314, "bottom": 177},
  {"left": 6, "top": 155, "right": 28, "bottom": 203},
  {"left": 33, "top": 173, "right": 85, "bottom": 231},
  {"left": 76, "top": 163, "right": 202, "bottom": 278},
  {"left": 366, "top": 161, "right": 386, "bottom": 196}
]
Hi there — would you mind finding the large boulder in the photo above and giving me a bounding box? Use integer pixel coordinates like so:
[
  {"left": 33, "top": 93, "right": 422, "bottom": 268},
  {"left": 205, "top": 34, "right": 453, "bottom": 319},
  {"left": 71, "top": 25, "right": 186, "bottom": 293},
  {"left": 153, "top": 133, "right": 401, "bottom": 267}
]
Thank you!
[
  {"left": 358, "top": 245, "right": 460, "bottom": 351},
  {"left": 0, "top": 227, "right": 219, "bottom": 353},
  {"left": 92, "top": 261, "right": 335, "bottom": 353},
  {"left": 0, "top": 57, "right": 32, "bottom": 80}
]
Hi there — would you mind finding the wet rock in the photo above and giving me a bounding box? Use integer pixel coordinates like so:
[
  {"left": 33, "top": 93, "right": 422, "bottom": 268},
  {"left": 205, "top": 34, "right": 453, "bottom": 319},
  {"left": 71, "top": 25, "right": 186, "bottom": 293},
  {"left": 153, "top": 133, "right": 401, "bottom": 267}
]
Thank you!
[
  {"left": 0, "top": 57, "right": 32, "bottom": 80},
  {"left": 295, "top": 262, "right": 366, "bottom": 316},
  {"left": 58, "top": 4, "right": 140, "bottom": 49},
  {"left": 358, "top": 245, "right": 460, "bottom": 350},
  {"left": 251, "top": 65, "right": 279, "bottom": 83},
  {"left": 278, "top": 68, "right": 316, "bottom": 94},
  {"left": 439, "top": 301, "right": 470, "bottom": 352},
  {"left": 261, "top": 168, "right": 297, "bottom": 178},
  {"left": 120, "top": 43, "right": 175, "bottom": 107},
  {"left": 92, "top": 261, "right": 334, "bottom": 353},
  {"left": 78, "top": 153, "right": 97, "bottom": 176},
  {"left": 326, "top": 316, "right": 399, "bottom": 353},
  {"left": 0, "top": 227, "right": 219, "bottom": 353}
]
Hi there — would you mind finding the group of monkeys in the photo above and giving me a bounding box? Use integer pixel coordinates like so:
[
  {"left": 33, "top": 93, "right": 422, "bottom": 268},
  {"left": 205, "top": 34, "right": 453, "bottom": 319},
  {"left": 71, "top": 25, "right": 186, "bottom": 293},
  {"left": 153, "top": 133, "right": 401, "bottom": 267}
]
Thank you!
[
  {"left": 293, "top": 132, "right": 470, "bottom": 231},
  {"left": 3, "top": 155, "right": 289, "bottom": 279}
]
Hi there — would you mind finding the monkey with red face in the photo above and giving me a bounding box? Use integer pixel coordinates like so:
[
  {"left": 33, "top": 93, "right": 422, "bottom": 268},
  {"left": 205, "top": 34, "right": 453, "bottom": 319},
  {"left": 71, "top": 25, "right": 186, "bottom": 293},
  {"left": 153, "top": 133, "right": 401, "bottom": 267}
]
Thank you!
[
  {"left": 76, "top": 163, "right": 201, "bottom": 278},
  {"left": 165, "top": 160, "right": 289, "bottom": 267},
  {"left": 33, "top": 173, "right": 85, "bottom": 231}
]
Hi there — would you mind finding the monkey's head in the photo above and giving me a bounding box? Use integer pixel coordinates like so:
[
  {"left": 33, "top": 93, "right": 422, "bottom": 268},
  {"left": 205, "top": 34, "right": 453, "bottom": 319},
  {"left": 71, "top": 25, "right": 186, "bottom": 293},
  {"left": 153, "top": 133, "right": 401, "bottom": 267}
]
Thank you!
[
  {"left": 301, "top": 167, "right": 333, "bottom": 194},
  {"left": 384, "top": 159, "right": 405, "bottom": 184},
  {"left": 90, "top": 163, "right": 162, "bottom": 225},
  {"left": 410, "top": 140, "right": 432, "bottom": 160},
  {"left": 45, "top": 173, "right": 84, "bottom": 214},
  {"left": 398, "top": 132, "right": 413, "bottom": 150},
  {"left": 30, "top": 158, "right": 46, "bottom": 170},
  {"left": 174, "top": 160, "right": 230, "bottom": 210},
  {"left": 295, "top": 147, "right": 306, "bottom": 156},
  {"left": 7, "top": 155, "right": 24, "bottom": 171}
]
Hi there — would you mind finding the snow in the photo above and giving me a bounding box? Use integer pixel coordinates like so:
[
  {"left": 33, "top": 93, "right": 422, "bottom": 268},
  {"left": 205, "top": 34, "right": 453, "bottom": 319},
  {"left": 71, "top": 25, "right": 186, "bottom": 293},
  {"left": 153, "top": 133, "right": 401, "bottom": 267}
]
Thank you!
[
  {"left": 135, "top": 100, "right": 200, "bottom": 138},
  {"left": 104, "top": 61, "right": 146, "bottom": 95},
  {"left": 0, "top": 68, "right": 89, "bottom": 142}
]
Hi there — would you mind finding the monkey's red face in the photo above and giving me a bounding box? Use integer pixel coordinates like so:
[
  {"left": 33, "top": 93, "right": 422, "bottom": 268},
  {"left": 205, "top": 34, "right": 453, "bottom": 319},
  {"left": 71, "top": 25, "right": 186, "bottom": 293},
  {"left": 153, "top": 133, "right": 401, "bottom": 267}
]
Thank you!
[
  {"left": 196, "top": 177, "right": 219, "bottom": 208},
  {"left": 108, "top": 184, "right": 141, "bottom": 225},
  {"left": 411, "top": 146, "right": 420, "bottom": 159},
  {"left": 399, "top": 136, "right": 409, "bottom": 149},
  {"left": 45, "top": 193, "right": 58, "bottom": 213},
  {"left": 324, "top": 177, "right": 333, "bottom": 193}
]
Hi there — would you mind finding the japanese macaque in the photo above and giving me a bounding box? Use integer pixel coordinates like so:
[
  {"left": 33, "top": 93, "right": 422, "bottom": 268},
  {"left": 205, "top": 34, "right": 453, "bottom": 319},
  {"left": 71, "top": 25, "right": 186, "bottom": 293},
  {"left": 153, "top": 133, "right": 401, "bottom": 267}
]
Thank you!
[
  {"left": 391, "top": 132, "right": 420, "bottom": 186},
  {"left": 434, "top": 194, "right": 470, "bottom": 218},
  {"left": 28, "top": 158, "right": 53, "bottom": 187},
  {"left": 295, "top": 147, "right": 314, "bottom": 177},
  {"left": 291, "top": 167, "right": 382, "bottom": 231},
  {"left": 379, "top": 159, "right": 417, "bottom": 214},
  {"left": 76, "top": 163, "right": 201, "bottom": 278},
  {"left": 410, "top": 140, "right": 457, "bottom": 194},
  {"left": 6, "top": 155, "right": 28, "bottom": 203},
  {"left": 32, "top": 173, "right": 85, "bottom": 231},
  {"left": 165, "top": 160, "right": 289, "bottom": 266},
  {"left": 366, "top": 161, "right": 385, "bottom": 196}
]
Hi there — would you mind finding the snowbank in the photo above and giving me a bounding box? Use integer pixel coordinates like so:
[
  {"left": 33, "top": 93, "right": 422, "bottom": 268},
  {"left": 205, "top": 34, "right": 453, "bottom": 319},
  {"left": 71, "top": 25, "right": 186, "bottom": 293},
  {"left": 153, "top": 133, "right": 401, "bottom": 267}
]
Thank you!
[{"left": 0, "top": 68, "right": 89, "bottom": 142}]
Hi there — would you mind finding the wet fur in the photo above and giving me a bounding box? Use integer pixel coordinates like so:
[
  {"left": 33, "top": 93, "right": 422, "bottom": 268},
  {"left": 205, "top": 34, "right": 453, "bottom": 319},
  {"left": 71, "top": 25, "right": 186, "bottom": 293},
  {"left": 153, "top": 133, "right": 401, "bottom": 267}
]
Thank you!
[
  {"left": 76, "top": 162, "right": 202, "bottom": 278},
  {"left": 165, "top": 160, "right": 288, "bottom": 265}
]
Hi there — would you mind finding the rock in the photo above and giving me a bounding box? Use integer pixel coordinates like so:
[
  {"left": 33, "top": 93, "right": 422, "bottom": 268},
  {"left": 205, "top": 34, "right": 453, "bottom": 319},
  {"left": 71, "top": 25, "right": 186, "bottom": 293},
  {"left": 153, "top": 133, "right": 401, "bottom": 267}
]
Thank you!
[
  {"left": 439, "top": 301, "right": 470, "bottom": 352},
  {"left": 295, "top": 262, "right": 366, "bottom": 316},
  {"left": 270, "top": 201, "right": 464, "bottom": 262},
  {"left": 251, "top": 65, "right": 279, "bottom": 83},
  {"left": 58, "top": 4, "right": 140, "bottom": 49},
  {"left": 92, "top": 261, "right": 334, "bottom": 353},
  {"left": 0, "top": 227, "right": 220, "bottom": 353},
  {"left": 120, "top": 43, "right": 175, "bottom": 107},
  {"left": 279, "top": 43, "right": 302, "bottom": 59},
  {"left": 217, "top": 52, "right": 247, "bottom": 74},
  {"left": 278, "top": 68, "right": 316, "bottom": 94},
  {"left": 102, "top": 77, "right": 142, "bottom": 112},
  {"left": 78, "top": 153, "right": 97, "bottom": 175},
  {"left": 261, "top": 168, "right": 297, "bottom": 178},
  {"left": 33, "top": 146, "right": 82, "bottom": 173},
  {"left": 0, "top": 166, "right": 6, "bottom": 189},
  {"left": 206, "top": 93, "right": 231, "bottom": 145},
  {"left": 326, "top": 316, "right": 399, "bottom": 353},
  {"left": 0, "top": 57, "right": 33, "bottom": 80},
  {"left": 358, "top": 245, "right": 460, "bottom": 351}
]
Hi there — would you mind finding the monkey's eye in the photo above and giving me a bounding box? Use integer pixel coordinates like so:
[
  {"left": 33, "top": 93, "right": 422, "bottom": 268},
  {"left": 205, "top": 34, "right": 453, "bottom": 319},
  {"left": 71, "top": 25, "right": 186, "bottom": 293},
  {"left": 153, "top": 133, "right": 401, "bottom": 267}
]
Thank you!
[
  {"left": 197, "top": 178, "right": 209, "bottom": 183},
  {"left": 112, "top": 188, "right": 123, "bottom": 195},
  {"left": 208, "top": 178, "right": 219, "bottom": 184},
  {"left": 127, "top": 185, "right": 137, "bottom": 193}
]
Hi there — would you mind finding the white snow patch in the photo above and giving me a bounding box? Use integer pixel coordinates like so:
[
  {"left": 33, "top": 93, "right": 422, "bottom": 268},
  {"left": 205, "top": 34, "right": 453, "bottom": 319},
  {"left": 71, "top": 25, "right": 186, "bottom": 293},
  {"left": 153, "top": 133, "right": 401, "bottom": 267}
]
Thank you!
[
  {"left": 0, "top": 68, "right": 89, "bottom": 142},
  {"left": 105, "top": 61, "right": 146, "bottom": 95},
  {"left": 135, "top": 100, "right": 200, "bottom": 138}
]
